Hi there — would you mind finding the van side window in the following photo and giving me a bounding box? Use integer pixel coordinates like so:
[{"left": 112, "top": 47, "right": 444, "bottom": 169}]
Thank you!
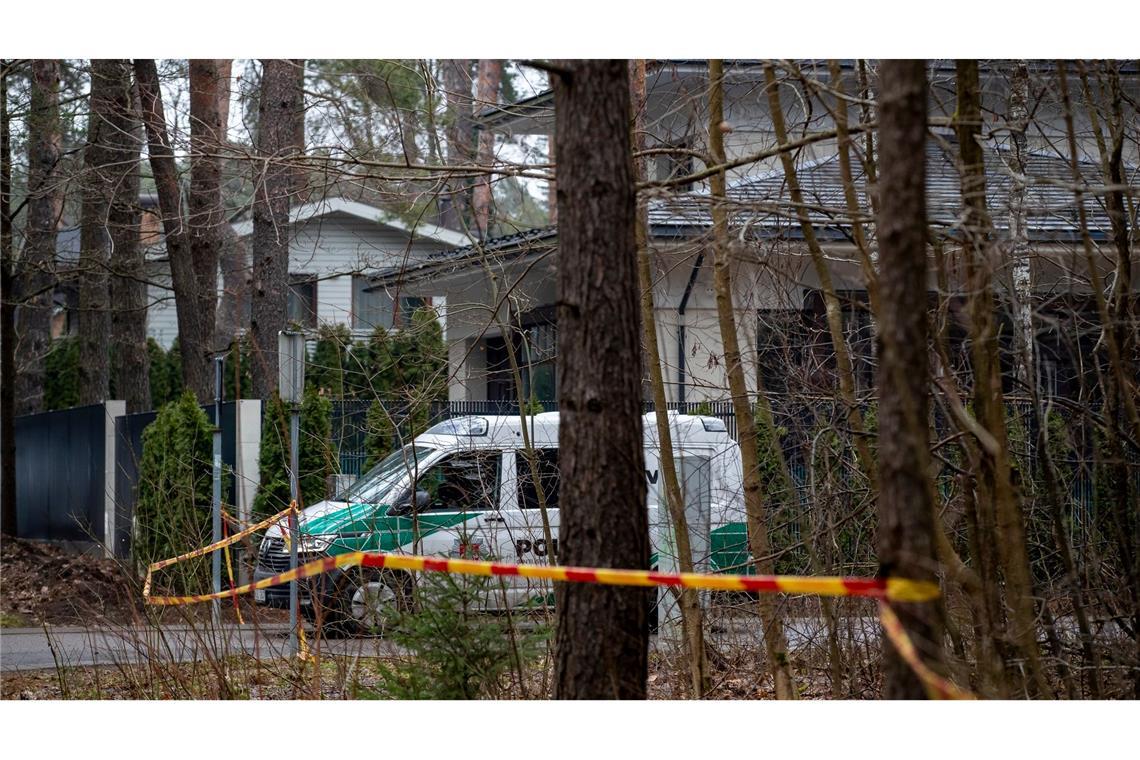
[
  {"left": 516, "top": 449, "right": 560, "bottom": 510},
  {"left": 416, "top": 451, "right": 501, "bottom": 512}
]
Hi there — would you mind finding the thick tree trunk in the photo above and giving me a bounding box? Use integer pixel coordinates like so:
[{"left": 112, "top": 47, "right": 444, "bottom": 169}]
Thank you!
[
  {"left": 107, "top": 63, "right": 149, "bottom": 412},
  {"left": 188, "top": 60, "right": 228, "bottom": 360},
  {"left": 875, "top": 59, "right": 944, "bottom": 699},
  {"left": 2, "top": 62, "right": 17, "bottom": 534},
  {"left": 708, "top": 60, "right": 796, "bottom": 700},
  {"left": 14, "top": 60, "right": 62, "bottom": 417},
  {"left": 250, "top": 59, "right": 302, "bottom": 399},
  {"left": 630, "top": 59, "right": 708, "bottom": 698},
  {"left": 553, "top": 59, "right": 648, "bottom": 700},
  {"left": 134, "top": 59, "right": 212, "bottom": 401},
  {"left": 472, "top": 59, "right": 502, "bottom": 239},
  {"left": 78, "top": 61, "right": 116, "bottom": 405},
  {"left": 439, "top": 60, "right": 474, "bottom": 231}
]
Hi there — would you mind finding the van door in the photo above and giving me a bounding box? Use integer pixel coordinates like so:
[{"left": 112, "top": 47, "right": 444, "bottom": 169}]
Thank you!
[
  {"left": 497, "top": 447, "right": 561, "bottom": 608},
  {"left": 404, "top": 449, "right": 504, "bottom": 601}
]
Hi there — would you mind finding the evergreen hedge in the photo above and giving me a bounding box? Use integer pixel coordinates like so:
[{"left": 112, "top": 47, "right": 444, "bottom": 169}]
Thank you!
[
  {"left": 134, "top": 391, "right": 213, "bottom": 591},
  {"left": 254, "top": 389, "right": 335, "bottom": 517}
]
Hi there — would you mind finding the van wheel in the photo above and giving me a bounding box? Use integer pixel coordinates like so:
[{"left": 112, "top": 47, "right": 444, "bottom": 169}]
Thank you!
[{"left": 321, "top": 568, "right": 413, "bottom": 638}]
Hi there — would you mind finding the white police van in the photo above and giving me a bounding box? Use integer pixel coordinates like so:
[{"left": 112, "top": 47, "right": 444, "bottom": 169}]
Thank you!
[{"left": 254, "top": 412, "right": 747, "bottom": 634}]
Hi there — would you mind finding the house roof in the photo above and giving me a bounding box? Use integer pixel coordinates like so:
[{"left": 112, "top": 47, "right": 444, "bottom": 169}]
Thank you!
[
  {"left": 647, "top": 137, "right": 1131, "bottom": 242},
  {"left": 367, "top": 226, "right": 558, "bottom": 288},
  {"left": 229, "top": 197, "right": 472, "bottom": 248},
  {"left": 372, "top": 137, "right": 1134, "bottom": 287}
]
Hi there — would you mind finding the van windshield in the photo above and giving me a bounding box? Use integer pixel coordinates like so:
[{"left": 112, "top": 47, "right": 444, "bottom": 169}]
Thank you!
[{"left": 340, "top": 445, "right": 434, "bottom": 504}]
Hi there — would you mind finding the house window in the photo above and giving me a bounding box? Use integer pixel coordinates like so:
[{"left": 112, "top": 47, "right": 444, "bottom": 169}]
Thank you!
[
  {"left": 656, "top": 140, "right": 694, "bottom": 192},
  {"left": 756, "top": 309, "right": 807, "bottom": 396},
  {"left": 484, "top": 310, "right": 558, "bottom": 403},
  {"left": 352, "top": 276, "right": 428, "bottom": 330},
  {"left": 287, "top": 274, "right": 317, "bottom": 328},
  {"left": 353, "top": 275, "right": 394, "bottom": 331}
]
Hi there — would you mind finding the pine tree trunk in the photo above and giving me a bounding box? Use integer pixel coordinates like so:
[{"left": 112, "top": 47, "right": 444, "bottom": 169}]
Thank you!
[
  {"left": 107, "top": 62, "right": 149, "bottom": 412},
  {"left": 440, "top": 59, "right": 474, "bottom": 231},
  {"left": 188, "top": 60, "right": 228, "bottom": 364},
  {"left": 250, "top": 59, "right": 302, "bottom": 399},
  {"left": 875, "top": 59, "right": 944, "bottom": 699},
  {"left": 2, "top": 62, "right": 18, "bottom": 534},
  {"left": 14, "top": 60, "right": 62, "bottom": 416},
  {"left": 134, "top": 59, "right": 212, "bottom": 402},
  {"left": 708, "top": 59, "right": 796, "bottom": 700},
  {"left": 472, "top": 59, "right": 502, "bottom": 238},
  {"left": 553, "top": 59, "right": 648, "bottom": 700},
  {"left": 78, "top": 61, "right": 116, "bottom": 405}
]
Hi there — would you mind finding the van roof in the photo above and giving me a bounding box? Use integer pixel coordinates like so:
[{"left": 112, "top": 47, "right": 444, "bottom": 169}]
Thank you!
[{"left": 416, "top": 412, "right": 735, "bottom": 450}]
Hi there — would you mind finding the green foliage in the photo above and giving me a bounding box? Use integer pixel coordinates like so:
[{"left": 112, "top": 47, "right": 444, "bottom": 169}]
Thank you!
[
  {"left": 134, "top": 392, "right": 213, "bottom": 590},
  {"left": 365, "top": 572, "right": 548, "bottom": 699},
  {"left": 253, "top": 389, "right": 335, "bottom": 517},
  {"left": 364, "top": 400, "right": 397, "bottom": 470},
  {"left": 148, "top": 339, "right": 184, "bottom": 407},
  {"left": 222, "top": 336, "right": 253, "bottom": 401},
  {"left": 44, "top": 337, "right": 80, "bottom": 411},
  {"left": 307, "top": 324, "right": 352, "bottom": 398}
]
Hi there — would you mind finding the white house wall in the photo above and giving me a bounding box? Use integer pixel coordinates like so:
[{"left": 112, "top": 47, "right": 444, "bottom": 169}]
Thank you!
[{"left": 143, "top": 210, "right": 452, "bottom": 349}]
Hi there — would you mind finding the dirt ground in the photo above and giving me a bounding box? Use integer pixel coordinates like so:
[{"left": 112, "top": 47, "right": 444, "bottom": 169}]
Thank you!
[{"left": 0, "top": 535, "right": 282, "bottom": 628}]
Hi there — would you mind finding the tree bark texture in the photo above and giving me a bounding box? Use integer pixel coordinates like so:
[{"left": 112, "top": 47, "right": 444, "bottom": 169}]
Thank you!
[
  {"left": 14, "top": 60, "right": 62, "bottom": 416},
  {"left": 188, "top": 60, "right": 228, "bottom": 358},
  {"left": 135, "top": 59, "right": 212, "bottom": 401},
  {"left": 107, "top": 62, "right": 150, "bottom": 412},
  {"left": 250, "top": 59, "right": 302, "bottom": 399},
  {"left": 2, "top": 63, "right": 17, "bottom": 533},
  {"left": 553, "top": 59, "right": 648, "bottom": 700},
  {"left": 472, "top": 59, "right": 502, "bottom": 239},
  {"left": 875, "top": 59, "right": 944, "bottom": 699},
  {"left": 708, "top": 59, "right": 796, "bottom": 699},
  {"left": 77, "top": 61, "right": 117, "bottom": 405},
  {"left": 440, "top": 59, "right": 474, "bottom": 231}
]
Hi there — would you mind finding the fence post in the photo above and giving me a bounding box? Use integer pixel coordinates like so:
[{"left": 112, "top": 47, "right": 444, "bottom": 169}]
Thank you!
[{"left": 102, "top": 401, "right": 126, "bottom": 559}]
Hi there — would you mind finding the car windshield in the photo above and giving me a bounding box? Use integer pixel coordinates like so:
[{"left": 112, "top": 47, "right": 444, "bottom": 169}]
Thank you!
[{"left": 339, "top": 445, "right": 434, "bottom": 504}]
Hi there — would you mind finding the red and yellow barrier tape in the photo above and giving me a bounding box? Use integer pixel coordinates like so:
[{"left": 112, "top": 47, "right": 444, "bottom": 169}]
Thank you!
[
  {"left": 142, "top": 505, "right": 972, "bottom": 699},
  {"left": 141, "top": 503, "right": 295, "bottom": 599},
  {"left": 144, "top": 549, "right": 941, "bottom": 606},
  {"left": 878, "top": 600, "right": 975, "bottom": 700}
]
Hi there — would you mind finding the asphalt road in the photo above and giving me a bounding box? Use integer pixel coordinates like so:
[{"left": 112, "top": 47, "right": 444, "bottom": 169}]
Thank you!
[
  {"left": 0, "top": 623, "right": 398, "bottom": 672},
  {"left": 1, "top": 613, "right": 881, "bottom": 673}
]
